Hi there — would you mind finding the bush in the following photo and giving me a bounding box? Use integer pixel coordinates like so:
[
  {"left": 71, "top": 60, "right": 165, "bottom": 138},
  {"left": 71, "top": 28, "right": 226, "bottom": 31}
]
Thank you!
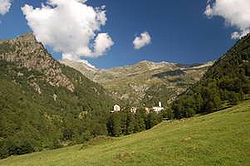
[{"left": 0, "top": 138, "right": 35, "bottom": 158}]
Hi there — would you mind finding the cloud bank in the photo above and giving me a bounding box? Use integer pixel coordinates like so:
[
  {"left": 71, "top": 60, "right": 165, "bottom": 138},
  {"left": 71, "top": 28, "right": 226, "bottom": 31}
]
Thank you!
[
  {"left": 133, "top": 32, "right": 151, "bottom": 49},
  {"left": 204, "top": 0, "right": 250, "bottom": 39},
  {"left": 0, "top": 0, "right": 11, "bottom": 15},
  {"left": 22, "top": 0, "right": 114, "bottom": 61}
]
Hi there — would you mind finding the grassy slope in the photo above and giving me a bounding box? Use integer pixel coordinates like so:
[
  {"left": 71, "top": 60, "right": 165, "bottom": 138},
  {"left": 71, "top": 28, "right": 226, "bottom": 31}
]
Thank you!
[{"left": 1, "top": 100, "right": 250, "bottom": 166}]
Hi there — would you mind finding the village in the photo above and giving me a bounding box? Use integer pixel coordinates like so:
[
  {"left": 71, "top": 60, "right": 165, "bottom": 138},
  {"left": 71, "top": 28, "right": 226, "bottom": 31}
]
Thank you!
[{"left": 111, "top": 101, "right": 164, "bottom": 114}]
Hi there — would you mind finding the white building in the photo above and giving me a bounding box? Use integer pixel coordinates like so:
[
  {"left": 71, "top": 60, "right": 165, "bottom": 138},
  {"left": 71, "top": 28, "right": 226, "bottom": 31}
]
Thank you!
[
  {"left": 111, "top": 104, "right": 121, "bottom": 113},
  {"left": 130, "top": 107, "right": 137, "bottom": 114},
  {"left": 152, "top": 102, "right": 164, "bottom": 113},
  {"left": 144, "top": 107, "right": 150, "bottom": 114}
]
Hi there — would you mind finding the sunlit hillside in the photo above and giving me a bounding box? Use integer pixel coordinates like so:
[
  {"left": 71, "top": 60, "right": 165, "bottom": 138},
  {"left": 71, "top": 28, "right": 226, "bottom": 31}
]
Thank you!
[{"left": 1, "top": 100, "right": 249, "bottom": 166}]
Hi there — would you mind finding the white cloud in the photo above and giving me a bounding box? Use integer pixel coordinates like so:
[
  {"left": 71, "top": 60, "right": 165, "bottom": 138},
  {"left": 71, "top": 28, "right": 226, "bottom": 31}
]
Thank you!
[
  {"left": 22, "top": 0, "right": 114, "bottom": 61},
  {"left": 0, "top": 0, "right": 11, "bottom": 15},
  {"left": 133, "top": 32, "right": 151, "bottom": 49},
  {"left": 204, "top": 0, "right": 250, "bottom": 39},
  {"left": 93, "top": 33, "right": 114, "bottom": 56}
]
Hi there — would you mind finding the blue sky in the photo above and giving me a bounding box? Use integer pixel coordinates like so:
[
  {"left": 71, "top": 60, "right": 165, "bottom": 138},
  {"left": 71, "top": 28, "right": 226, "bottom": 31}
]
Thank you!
[{"left": 0, "top": 0, "right": 244, "bottom": 68}]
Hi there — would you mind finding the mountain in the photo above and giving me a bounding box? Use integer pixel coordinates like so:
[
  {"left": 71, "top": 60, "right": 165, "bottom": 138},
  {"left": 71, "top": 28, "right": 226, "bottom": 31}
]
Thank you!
[
  {"left": 60, "top": 59, "right": 98, "bottom": 80},
  {"left": 1, "top": 100, "right": 249, "bottom": 165},
  {"left": 0, "top": 33, "right": 114, "bottom": 158},
  {"left": 172, "top": 33, "right": 250, "bottom": 118},
  {"left": 60, "top": 59, "right": 213, "bottom": 107}
]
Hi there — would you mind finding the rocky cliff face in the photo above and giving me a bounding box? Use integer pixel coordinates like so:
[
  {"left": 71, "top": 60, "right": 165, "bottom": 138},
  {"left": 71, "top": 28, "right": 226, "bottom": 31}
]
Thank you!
[{"left": 0, "top": 33, "right": 74, "bottom": 92}]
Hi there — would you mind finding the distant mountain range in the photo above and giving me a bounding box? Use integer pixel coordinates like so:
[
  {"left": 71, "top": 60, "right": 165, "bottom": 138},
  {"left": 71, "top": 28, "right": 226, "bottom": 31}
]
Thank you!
[{"left": 61, "top": 59, "right": 214, "bottom": 107}]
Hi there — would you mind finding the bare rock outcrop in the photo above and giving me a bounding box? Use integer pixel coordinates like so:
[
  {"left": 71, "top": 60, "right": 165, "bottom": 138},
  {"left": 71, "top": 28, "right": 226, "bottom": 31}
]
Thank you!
[{"left": 0, "top": 33, "right": 74, "bottom": 92}]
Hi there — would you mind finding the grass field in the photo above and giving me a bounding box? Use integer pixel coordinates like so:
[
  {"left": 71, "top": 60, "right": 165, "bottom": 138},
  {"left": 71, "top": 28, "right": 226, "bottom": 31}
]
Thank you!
[{"left": 1, "top": 100, "right": 250, "bottom": 166}]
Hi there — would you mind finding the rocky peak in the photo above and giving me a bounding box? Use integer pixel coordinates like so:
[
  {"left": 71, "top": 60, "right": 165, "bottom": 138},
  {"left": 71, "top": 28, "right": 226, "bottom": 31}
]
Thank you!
[
  {"left": 15, "top": 32, "right": 37, "bottom": 42},
  {"left": 0, "top": 33, "right": 75, "bottom": 92}
]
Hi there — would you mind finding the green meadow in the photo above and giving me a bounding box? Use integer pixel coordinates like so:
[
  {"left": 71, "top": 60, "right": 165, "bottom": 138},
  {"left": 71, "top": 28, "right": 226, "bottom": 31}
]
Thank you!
[{"left": 1, "top": 100, "right": 250, "bottom": 166}]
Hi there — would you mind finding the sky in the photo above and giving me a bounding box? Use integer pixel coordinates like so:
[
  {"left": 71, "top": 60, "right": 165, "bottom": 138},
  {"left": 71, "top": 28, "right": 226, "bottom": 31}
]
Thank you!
[{"left": 0, "top": 0, "right": 249, "bottom": 69}]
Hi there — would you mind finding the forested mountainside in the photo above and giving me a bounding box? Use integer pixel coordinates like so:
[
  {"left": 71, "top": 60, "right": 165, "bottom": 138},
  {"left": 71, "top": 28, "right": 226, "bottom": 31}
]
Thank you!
[
  {"left": 0, "top": 33, "right": 114, "bottom": 158},
  {"left": 172, "top": 33, "right": 250, "bottom": 118}
]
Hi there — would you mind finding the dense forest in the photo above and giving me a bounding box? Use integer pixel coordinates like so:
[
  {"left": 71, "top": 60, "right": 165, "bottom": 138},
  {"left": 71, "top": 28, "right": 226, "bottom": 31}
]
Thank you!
[
  {"left": 172, "top": 34, "right": 250, "bottom": 118},
  {"left": 106, "top": 108, "right": 168, "bottom": 137},
  {"left": 0, "top": 59, "right": 115, "bottom": 158}
]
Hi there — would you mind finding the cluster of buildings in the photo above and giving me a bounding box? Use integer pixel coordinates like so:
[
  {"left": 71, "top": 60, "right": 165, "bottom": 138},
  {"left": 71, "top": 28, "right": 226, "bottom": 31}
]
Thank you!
[{"left": 111, "top": 102, "right": 164, "bottom": 114}]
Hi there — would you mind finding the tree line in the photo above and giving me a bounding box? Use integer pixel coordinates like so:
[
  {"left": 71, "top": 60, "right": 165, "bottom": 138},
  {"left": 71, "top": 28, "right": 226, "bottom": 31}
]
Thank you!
[{"left": 106, "top": 109, "right": 164, "bottom": 137}]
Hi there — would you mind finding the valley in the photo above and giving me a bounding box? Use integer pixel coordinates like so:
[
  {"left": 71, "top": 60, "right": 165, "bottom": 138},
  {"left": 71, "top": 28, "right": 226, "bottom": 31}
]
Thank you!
[
  {"left": 0, "top": 32, "right": 249, "bottom": 162},
  {"left": 1, "top": 0, "right": 250, "bottom": 165}
]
